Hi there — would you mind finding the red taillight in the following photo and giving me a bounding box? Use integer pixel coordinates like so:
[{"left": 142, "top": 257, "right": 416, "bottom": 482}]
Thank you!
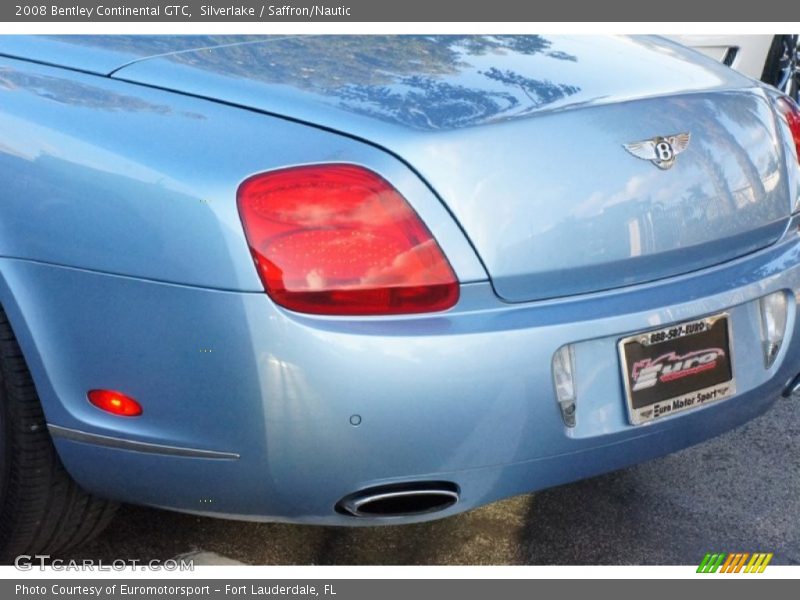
[
  {"left": 87, "top": 390, "right": 142, "bottom": 417},
  {"left": 776, "top": 96, "right": 800, "bottom": 162},
  {"left": 237, "top": 164, "right": 459, "bottom": 315}
]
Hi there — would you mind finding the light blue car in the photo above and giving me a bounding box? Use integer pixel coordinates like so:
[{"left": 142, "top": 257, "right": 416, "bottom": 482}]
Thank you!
[{"left": 1, "top": 35, "right": 799, "bottom": 559}]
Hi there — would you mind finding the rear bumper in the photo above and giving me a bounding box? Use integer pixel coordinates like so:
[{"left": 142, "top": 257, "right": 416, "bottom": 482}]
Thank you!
[
  {"left": 2, "top": 234, "right": 800, "bottom": 525},
  {"left": 49, "top": 381, "right": 786, "bottom": 525}
]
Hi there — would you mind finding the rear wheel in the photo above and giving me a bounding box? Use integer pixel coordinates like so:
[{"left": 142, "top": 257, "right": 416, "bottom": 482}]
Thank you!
[
  {"left": 0, "top": 308, "right": 117, "bottom": 563},
  {"left": 762, "top": 35, "right": 799, "bottom": 101}
]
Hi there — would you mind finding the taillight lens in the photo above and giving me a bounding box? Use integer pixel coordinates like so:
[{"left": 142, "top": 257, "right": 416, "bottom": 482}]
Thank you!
[
  {"left": 776, "top": 96, "right": 800, "bottom": 162},
  {"left": 237, "top": 164, "right": 459, "bottom": 315}
]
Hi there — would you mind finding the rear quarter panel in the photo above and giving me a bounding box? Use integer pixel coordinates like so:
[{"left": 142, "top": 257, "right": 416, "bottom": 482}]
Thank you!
[
  {"left": 0, "top": 55, "right": 485, "bottom": 444},
  {"left": 0, "top": 56, "right": 484, "bottom": 290}
]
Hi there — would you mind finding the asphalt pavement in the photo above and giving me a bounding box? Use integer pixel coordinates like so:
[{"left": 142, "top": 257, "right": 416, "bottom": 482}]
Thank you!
[{"left": 56, "top": 393, "right": 799, "bottom": 565}]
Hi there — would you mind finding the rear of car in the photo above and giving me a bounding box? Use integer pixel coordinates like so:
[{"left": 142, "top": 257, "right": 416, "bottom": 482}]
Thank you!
[{"left": 0, "top": 35, "right": 799, "bottom": 558}]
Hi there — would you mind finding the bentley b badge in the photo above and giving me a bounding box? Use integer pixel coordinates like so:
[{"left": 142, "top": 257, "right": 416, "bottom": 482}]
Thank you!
[{"left": 623, "top": 133, "right": 691, "bottom": 170}]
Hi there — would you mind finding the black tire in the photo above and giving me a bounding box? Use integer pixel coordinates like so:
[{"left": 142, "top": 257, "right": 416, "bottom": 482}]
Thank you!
[
  {"left": 761, "top": 34, "right": 799, "bottom": 101},
  {"left": 0, "top": 307, "right": 117, "bottom": 563}
]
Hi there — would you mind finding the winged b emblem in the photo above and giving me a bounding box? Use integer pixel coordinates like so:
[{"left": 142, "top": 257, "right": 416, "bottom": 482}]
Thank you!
[{"left": 623, "top": 133, "right": 691, "bottom": 170}]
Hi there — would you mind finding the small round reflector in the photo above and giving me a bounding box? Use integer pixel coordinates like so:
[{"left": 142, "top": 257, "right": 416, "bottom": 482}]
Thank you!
[{"left": 87, "top": 390, "right": 143, "bottom": 417}]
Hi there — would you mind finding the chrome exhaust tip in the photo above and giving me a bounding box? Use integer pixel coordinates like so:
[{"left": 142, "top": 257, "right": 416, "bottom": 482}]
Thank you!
[{"left": 336, "top": 482, "right": 459, "bottom": 518}]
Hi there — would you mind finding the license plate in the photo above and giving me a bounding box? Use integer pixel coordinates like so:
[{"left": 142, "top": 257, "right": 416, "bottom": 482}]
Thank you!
[{"left": 618, "top": 313, "right": 735, "bottom": 425}]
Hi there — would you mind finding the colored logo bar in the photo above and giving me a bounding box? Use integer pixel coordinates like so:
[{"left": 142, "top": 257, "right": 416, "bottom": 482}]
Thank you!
[{"left": 697, "top": 552, "right": 773, "bottom": 573}]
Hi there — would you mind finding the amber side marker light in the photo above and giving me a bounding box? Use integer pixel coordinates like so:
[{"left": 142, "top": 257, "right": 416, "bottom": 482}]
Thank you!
[{"left": 87, "top": 389, "right": 143, "bottom": 417}]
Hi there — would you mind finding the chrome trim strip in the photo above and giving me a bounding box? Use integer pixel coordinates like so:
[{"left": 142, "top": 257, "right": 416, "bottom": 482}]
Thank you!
[{"left": 47, "top": 424, "right": 240, "bottom": 460}]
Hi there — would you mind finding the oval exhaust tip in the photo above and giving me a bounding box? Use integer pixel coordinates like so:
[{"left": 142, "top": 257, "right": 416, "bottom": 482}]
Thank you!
[{"left": 337, "top": 482, "right": 459, "bottom": 518}]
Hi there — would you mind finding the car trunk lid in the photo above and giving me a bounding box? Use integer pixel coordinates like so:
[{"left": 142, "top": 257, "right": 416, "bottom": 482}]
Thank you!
[
  {"left": 106, "top": 35, "right": 794, "bottom": 301},
  {"left": 396, "top": 89, "right": 791, "bottom": 301}
]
